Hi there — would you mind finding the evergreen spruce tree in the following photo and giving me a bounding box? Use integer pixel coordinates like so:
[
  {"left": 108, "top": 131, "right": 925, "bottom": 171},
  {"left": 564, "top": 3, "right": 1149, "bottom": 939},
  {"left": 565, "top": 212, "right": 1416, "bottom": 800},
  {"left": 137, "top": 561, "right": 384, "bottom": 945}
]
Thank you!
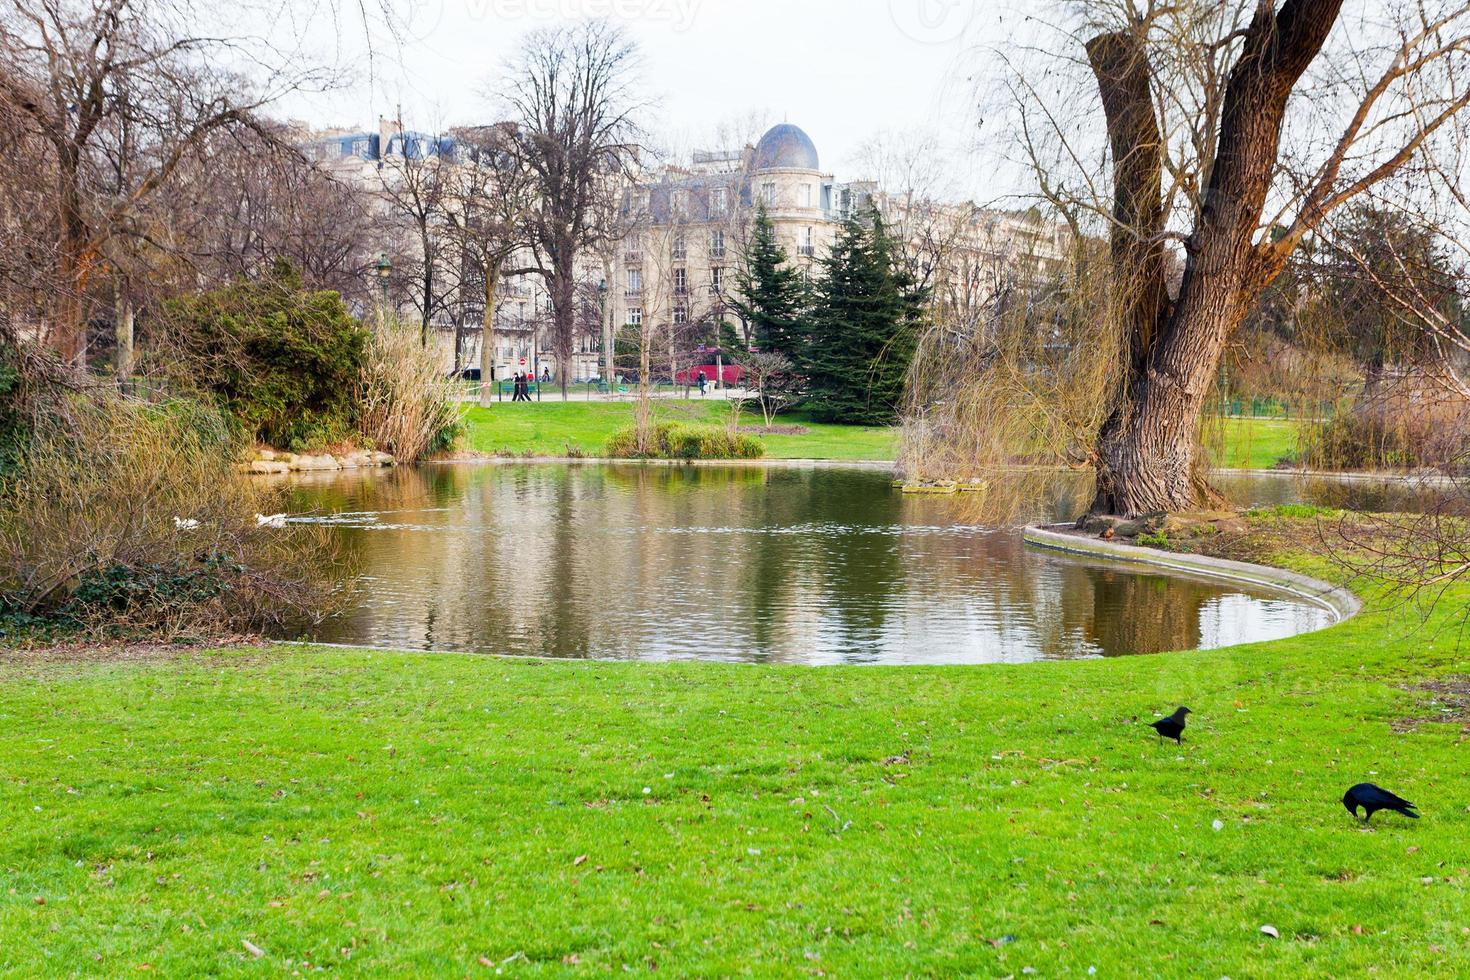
[
  {"left": 804, "top": 211, "right": 925, "bottom": 425},
  {"left": 729, "top": 205, "right": 810, "bottom": 358}
]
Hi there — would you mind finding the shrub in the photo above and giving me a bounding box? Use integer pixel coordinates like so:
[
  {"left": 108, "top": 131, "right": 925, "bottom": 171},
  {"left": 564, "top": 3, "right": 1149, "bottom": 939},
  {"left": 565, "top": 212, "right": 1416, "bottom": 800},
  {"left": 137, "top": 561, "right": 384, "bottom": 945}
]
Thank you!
[
  {"left": 604, "top": 422, "right": 765, "bottom": 460},
  {"left": 150, "top": 260, "right": 369, "bottom": 451},
  {"left": 0, "top": 385, "right": 344, "bottom": 643},
  {"left": 356, "top": 319, "right": 462, "bottom": 460}
]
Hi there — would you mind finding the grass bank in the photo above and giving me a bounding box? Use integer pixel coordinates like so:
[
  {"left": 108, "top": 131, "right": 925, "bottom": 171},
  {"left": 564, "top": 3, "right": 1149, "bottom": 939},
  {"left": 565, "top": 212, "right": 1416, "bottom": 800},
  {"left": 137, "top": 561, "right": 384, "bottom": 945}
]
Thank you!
[
  {"left": 461, "top": 400, "right": 1302, "bottom": 468},
  {"left": 2, "top": 520, "right": 1468, "bottom": 974},
  {"left": 460, "top": 399, "right": 899, "bottom": 461},
  {"left": 1204, "top": 416, "right": 1302, "bottom": 469}
]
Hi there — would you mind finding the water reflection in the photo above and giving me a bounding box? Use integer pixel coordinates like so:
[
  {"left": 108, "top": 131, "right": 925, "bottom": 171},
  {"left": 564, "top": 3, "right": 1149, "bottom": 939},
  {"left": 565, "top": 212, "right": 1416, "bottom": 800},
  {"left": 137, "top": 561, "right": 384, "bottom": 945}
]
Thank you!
[{"left": 274, "top": 463, "right": 1360, "bottom": 664}]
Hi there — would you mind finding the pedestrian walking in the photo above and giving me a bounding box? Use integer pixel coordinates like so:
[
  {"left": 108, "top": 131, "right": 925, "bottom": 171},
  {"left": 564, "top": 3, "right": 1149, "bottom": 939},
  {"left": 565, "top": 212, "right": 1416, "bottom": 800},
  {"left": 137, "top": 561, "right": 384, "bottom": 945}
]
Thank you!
[{"left": 697, "top": 370, "right": 707, "bottom": 397}]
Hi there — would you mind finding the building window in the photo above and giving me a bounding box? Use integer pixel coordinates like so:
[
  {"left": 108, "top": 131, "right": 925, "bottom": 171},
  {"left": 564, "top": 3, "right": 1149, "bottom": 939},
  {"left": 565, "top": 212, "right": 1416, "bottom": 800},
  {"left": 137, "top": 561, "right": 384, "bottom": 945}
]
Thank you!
[
  {"left": 800, "top": 184, "right": 812, "bottom": 207},
  {"left": 628, "top": 307, "right": 642, "bottom": 326},
  {"left": 711, "top": 186, "right": 728, "bottom": 216},
  {"left": 710, "top": 230, "right": 726, "bottom": 258},
  {"left": 671, "top": 233, "right": 686, "bottom": 260},
  {"left": 673, "top": 305, "right": 687, "bottom": 325},
  {"left": 626, "top": 269, "right": 642, "bottom": 297},
  {"left": 710, "top": 267, "right": 724, "bottom": 293},
  {"left": 799, "top": 226, "right": 814, "bottom": 256},
  {"left": 761, "top": 182, "right": 775, "bottom": 205},
  {"left": 673, "top": 268, "right": 687, "bottom": 295}
]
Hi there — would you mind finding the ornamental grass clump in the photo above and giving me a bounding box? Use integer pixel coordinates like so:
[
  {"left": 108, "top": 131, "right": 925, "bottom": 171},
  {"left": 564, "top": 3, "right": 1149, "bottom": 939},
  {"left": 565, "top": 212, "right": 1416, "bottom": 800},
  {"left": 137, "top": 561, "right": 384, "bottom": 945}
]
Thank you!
[
  {"left": 356, "top": 319, "right": 462, "bottom": 461},
  {"left": 0, "top": 375, "right": 345, "bottom": 644},
  {"left": 605, "top": 422, "right": 764, "bottom": 460}
]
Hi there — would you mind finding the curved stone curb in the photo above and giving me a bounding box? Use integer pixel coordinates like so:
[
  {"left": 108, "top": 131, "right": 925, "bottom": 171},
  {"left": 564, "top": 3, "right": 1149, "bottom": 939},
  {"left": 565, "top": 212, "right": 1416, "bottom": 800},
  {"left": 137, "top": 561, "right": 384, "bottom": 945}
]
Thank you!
[{"left": 1023, "top": 524, "right": 1361, "bottom": 624}]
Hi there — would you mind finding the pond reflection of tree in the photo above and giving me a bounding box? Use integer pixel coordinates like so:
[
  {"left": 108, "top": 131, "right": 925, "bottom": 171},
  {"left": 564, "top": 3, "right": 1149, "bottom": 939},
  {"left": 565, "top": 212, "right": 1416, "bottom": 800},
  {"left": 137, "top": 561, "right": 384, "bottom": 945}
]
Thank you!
[
  {"left": 598, "top": 463, "right": 771, "bottom": 493},
  {"left": 900, "top": 468, "right": 1096, "bottom": 528},
  {"left": 294, "top": 465, "right": 1291, "bottom": 661}
]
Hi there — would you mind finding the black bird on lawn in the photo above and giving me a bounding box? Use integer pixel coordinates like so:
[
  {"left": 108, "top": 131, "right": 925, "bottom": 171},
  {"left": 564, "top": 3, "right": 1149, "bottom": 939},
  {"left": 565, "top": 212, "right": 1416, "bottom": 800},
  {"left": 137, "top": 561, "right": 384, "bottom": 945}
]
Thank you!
[
  {"left": 1147, "top": 706, "right": 1191, "bottom": 743},
  {"left": 1342, "top": 783, "right": 1419, "bottom": 823}
]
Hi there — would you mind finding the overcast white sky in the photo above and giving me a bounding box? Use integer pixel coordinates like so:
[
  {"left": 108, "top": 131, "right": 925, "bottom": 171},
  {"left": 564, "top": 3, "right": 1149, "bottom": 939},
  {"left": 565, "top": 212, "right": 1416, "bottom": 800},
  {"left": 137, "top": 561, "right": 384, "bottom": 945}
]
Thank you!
[{"left": 269, "top": 0, "right": 1030, "bottom": 198}]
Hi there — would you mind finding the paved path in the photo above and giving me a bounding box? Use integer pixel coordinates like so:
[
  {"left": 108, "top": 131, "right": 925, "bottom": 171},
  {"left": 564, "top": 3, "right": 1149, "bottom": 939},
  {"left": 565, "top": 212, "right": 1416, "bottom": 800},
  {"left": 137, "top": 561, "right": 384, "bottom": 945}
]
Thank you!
[{"left": 459, "top": 387, "right": 751, "bottom": 404}]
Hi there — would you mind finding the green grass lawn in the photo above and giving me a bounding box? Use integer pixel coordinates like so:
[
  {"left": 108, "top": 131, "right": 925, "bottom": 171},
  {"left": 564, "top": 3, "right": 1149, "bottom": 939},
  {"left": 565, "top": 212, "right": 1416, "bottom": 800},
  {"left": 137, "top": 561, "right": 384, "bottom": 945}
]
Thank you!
[
  {"left": 2, "top": 532, "right": 1468, "bottom": 973},
  {"left": 460, "top": 400, "right": 899, "bottom": 461},
  {"left": 460, "top": 400, "right": 1304, "bottom": 469},
  {"left": 1206, "top": 417, "right": 1303, "bottom": 469}
]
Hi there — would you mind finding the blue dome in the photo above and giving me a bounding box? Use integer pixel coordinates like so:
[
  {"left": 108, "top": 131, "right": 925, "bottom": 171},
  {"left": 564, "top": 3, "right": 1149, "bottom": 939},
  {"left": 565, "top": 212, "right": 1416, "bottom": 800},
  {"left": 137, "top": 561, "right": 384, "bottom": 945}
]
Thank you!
[{"left": 752, "top": 124, "right": 819, "bottom": 171}]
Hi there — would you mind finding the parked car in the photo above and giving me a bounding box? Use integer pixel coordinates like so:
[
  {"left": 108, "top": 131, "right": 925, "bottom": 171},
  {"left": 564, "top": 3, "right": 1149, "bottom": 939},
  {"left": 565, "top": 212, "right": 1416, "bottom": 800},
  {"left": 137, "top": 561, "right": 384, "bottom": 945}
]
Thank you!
[{"left": 449, "top": 367, "right": 482, "bottom": 381}]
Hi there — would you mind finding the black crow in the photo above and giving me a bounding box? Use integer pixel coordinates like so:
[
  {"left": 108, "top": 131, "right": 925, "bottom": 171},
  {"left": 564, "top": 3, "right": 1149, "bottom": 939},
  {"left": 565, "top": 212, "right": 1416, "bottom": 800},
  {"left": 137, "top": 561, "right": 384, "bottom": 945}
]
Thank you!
[
  {"left": 1147, "top": 706, "right": 1191, "bottom": 743},
  {"left": 1342, "top": 783, "right": 1419, "bottom": 823}
]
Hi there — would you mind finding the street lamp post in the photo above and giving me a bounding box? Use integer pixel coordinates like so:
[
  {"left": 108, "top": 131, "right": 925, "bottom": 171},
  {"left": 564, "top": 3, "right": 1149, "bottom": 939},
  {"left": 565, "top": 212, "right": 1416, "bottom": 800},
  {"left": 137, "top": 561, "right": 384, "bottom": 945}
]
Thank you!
[{"left": 374, "top": 252, "right": 392, "bottom": 331}]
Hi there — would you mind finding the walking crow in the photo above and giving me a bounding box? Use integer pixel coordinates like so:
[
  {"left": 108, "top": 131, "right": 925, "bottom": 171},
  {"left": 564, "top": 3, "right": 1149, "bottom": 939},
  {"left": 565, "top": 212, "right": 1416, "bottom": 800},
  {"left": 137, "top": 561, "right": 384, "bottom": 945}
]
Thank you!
[
  {"left": 1147, "top": 706, "right": 1191, "bottom": 744},
  {"left": 1342, "top": 783, "right": 1419, "bottom": 823}
]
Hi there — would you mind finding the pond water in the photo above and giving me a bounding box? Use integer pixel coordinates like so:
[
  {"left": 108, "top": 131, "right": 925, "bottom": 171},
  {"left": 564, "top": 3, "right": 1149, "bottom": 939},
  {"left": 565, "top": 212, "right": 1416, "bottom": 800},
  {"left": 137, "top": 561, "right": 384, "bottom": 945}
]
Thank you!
[{"left": 271, "top": 462, "right": 1403, "bottom": 665}]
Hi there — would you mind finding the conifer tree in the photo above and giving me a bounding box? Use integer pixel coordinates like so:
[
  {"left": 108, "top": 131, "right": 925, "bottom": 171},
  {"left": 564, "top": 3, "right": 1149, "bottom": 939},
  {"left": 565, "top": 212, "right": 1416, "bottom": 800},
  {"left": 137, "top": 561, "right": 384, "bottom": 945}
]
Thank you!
[
  {"left": 729, "top": 205, "right": 810, "bottom": 358},
  {"left": 803, "top": 212, "right": 924, "bottom": 425}
]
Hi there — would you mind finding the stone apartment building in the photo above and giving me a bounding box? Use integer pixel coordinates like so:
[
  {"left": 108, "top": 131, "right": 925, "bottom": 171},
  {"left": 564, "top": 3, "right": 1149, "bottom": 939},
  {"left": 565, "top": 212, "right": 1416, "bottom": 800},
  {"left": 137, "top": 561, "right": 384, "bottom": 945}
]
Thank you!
[
  {"left": 608, "top": 122, "right": 1072, "bottom": 361},
  {"left": 299, "top": 119, "right": 1071, "bottom": 382}
]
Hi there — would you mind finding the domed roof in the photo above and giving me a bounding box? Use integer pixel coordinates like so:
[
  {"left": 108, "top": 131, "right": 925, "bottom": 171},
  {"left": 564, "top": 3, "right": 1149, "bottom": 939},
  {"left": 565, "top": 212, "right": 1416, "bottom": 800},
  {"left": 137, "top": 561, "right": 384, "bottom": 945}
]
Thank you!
[{"left": 752, "top": 123, "right": 819, "bottom": 171}]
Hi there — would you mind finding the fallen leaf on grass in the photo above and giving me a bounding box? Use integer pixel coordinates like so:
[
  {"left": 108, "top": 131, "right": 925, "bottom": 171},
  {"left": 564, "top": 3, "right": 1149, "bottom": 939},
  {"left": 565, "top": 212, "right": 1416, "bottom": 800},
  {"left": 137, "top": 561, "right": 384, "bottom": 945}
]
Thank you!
[
  {"left": 241, "top": 939, "right": 265, "bottom": 958},
  {"left": 573, "top": 854, "right": 587, "bottom": 866},
  {"left": 1260, "top": 925, "right": 1279, "bottom": 939}
]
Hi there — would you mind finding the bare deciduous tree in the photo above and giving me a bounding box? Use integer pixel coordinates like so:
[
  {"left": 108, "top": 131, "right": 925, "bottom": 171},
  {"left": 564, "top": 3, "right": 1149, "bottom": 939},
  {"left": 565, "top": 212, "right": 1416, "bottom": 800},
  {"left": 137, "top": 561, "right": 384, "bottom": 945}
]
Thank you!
[
  {"left": 0, "top": 0, "right": 326, "bottom": 364},
  {"left": 442, "top": 123, "right": 537, "bottom": 406},
  {"left": 378, "top": 119, "right": 452, "bottom": 347},
  {"left": 738, "top": 350, "right": 796, "bottom": 428},
  {"left": 989, "top": 0, "right": 1470, "bottom": 515},
  {"left": 501, "top": 19, "right": 645, "bottom": 398}
]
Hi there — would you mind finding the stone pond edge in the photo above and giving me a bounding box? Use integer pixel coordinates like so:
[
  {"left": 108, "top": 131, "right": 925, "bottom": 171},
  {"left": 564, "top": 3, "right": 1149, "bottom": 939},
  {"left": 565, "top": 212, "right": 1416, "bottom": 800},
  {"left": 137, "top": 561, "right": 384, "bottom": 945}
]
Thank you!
[{"left": 1022, "top": 523, "right": 1363, "bottom": 626}]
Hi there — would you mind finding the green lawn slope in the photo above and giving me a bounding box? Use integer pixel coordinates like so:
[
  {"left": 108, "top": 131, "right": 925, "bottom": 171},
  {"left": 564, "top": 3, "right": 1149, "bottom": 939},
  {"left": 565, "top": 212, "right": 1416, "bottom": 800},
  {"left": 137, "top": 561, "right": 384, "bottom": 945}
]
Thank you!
[{"left": 2, "top": 526, "right": 1466, "bottom": 974}]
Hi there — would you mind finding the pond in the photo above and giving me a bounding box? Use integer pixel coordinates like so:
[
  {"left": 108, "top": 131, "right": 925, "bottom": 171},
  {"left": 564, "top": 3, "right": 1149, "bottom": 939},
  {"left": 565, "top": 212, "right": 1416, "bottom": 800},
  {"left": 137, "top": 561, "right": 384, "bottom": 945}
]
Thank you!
[{"left": 271, "top": 462, "right": 1407, "bottom": 665}]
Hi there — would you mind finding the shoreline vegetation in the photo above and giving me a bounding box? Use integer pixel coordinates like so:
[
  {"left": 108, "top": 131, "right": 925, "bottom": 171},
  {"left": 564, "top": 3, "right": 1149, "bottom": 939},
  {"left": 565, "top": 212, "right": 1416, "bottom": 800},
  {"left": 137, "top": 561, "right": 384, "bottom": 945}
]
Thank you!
[{"left": 3, "top": 514, "right": 1468, "bottom": 973}]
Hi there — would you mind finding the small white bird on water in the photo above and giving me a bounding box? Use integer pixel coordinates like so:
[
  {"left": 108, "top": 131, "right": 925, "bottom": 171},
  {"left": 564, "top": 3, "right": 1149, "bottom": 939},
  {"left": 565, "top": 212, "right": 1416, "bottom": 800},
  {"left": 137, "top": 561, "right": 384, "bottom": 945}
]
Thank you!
[{"left": 254, "top": 513, "right": 288, "bottom": 528}]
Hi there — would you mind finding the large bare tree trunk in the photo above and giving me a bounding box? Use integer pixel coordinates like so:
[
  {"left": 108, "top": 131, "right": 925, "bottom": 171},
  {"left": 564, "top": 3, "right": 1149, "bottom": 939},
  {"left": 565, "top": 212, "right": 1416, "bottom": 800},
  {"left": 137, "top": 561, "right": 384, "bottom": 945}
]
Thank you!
[
  {"left": 479, "top": 268, "right": 499, "bottom": 408},
  {"left": 552, "top": 252, "right": 576, "bottom": 398},
  {"left": 636, "top": 317, "right": 653, "bottom": 453},
  {"left": 53, "top": 169, "right": 90, "bottom": 363},
  {"left": 113, "top": 286, "right": 134, "bottom": 382},
  {"left": 1087, "top": 0, "right": 1343, "bottom": 516}
]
